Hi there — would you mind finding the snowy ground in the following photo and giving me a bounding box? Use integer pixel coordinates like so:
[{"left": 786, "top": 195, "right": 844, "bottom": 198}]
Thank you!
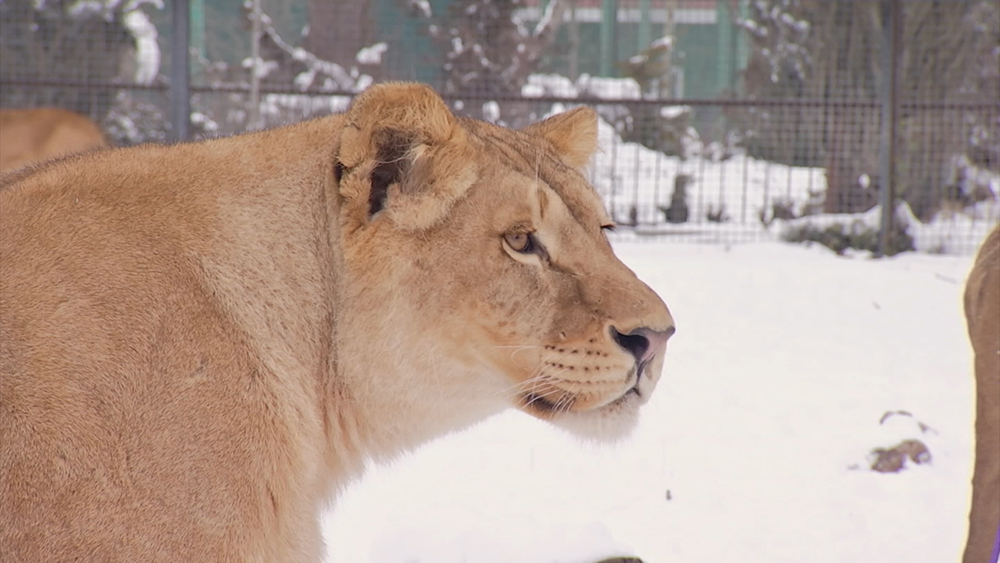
[{"left": 322, "top": 238, "right": 980, "bottom": 563}]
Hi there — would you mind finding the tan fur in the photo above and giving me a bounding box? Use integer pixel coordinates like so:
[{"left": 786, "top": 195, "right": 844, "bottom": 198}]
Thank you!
[
  {"left": 964, "top": 225, "right": 1000, "bottom": 563},
  {"left": 0, "top": 83, "right": 674, "bottom": 562},
  {"left": 0, "top": 108, "right": 108, "bottom": 173}
]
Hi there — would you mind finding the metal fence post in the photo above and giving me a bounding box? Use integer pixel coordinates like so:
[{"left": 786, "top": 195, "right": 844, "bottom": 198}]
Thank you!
[
  {"left": 170, "top": 0, "right": 191, "bottom": 142},
  {"left": 599, "top": 0, "right": 616, "bottom": 77},
  {"left": 637, "top": 0, "right": 651, "bottom": 52},
  {"left": 877, "top": 0, "right": 901, "bottom": 256},
  {"left": 248, "top": 0, "right": 262, "bottom": 130}
]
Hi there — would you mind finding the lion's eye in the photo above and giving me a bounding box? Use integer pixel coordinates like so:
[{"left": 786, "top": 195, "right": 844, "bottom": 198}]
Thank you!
[{"left": 504, "top": 232, "right": 535, "bottom": 254}]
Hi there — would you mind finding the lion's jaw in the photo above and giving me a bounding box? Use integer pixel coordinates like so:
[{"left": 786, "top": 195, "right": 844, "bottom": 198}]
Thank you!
[{"left": 337, "top": 290, "right": 667, "bottom": 460}]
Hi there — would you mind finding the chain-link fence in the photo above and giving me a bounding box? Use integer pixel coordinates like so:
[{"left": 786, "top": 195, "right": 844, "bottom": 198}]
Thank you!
[{"left": 2, "top": 0, "right": 997, "bottom": 253}]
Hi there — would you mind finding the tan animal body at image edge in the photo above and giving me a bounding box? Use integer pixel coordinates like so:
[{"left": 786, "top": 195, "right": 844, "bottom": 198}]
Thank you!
[
  {"left": 0, "top": 83, "right": 674, "bottom": 562},
  {"left": 964, "top": 225, "right": 1000, "bottom": 563},
  {"left": 0, "top": 107, "right": 108, "bottom": 173}
]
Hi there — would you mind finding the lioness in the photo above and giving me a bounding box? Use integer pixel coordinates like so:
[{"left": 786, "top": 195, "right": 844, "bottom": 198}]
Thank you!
[
  {"left": 963, "top": 225, "right": 1000, "bottom": 563},
  {"left": 0, "top": 83, "right": 674, "bottom": 561},
  {"left": 0, "top": 107, "right": 108, "bottom": 173}
]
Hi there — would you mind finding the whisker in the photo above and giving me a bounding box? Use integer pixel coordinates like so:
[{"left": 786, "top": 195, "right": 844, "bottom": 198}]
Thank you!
[
  {"left": 482, "top": 372, "right": 559, "bottom": 403},
  {"left": 551, "top": 391, "right": 575, "bottom": 415},
  {"left": 484, "top": 377, "right": 545, "bottom": 401}
]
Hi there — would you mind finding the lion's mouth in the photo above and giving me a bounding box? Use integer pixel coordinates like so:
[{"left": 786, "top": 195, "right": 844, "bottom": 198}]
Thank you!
[
  {"left": 619, "top": 359, "right": 649, "bottom": 399},
  {"left": 615, "top": 369, "right": 646, "bottom": 403},
  {"left": 631, "top": 359, "right": 650, "bottom": 395},
  {"left": 520, "top": 360, "right": 649, "bottom": 415},
  {"left": 521, "top": 392, "right": 559, "bottom": 413}
]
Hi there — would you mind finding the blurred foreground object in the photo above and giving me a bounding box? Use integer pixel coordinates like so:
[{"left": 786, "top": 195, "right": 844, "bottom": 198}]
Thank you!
[{"left": 963, "top": 225, "right": 1000, "bottom": 563}]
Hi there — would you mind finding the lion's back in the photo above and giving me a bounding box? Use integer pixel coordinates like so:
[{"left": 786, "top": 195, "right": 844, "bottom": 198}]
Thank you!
[{"left": 0, "top": 139, "right": 326, "bottom": 562}]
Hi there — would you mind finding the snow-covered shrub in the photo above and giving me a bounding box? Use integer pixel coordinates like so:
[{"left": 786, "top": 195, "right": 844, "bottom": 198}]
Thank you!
[{"left": 781, "top": 205, "right": 915, "bottom": 256}]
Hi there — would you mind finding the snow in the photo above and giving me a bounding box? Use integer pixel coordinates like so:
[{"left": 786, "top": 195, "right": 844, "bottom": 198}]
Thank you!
[
  {"left": 294, "top": 69, "right": 317, "bottom": 91},
  {"left": 123, "top": 9, "right": 160, "bottom": 85},
  {"left": 911, "top": 208, "right": 1000, "bottom": 255},
  {"left": 659, "top": 105, "right": 688, "bottom": 119},
  {"left": 521, "top": 73, "right": 642, "bottom": 101},
  {"left": 322, "top": 238, "right": 981, "bottom": 562},
  {"left": 522, "top": 74, "right": 578, "bottom": 98},
  {"left": 782, "top": 203, "right": 999, "bottom": 256},
  {"left": 515, "top": 6, "right": 716, "bottom": 25},
  {"left": 651, "top": 36, "right": 674, "bottom": 49},
  {"left": 408, "top": 0, "right": 432, "bottom": 18},
  {"left": 124, "top": 0, "right": 162, "bottom": 10},
  {"left": 189, "top": 111, "right": 218, "bottom": 132},
  {"left": 68, "top": 0, "right": 112, "bottom": 19},
  {"left": 532, "top": 0, "right": 559, "bottom": 37},
  {"left": 241, "top": 56, "right": 279, "bottom": 80},
  {"left": 259, "top": 94, "right": 352, "bottom": 121},
  {"left": 481, "top": 101, "right": 500, "bottom": 124},
  {"left": 356, "top": 43, "right": 388, "bottom": 66},
  {"left": 576, "top": 74, "right": 642, "bottom": 100}
]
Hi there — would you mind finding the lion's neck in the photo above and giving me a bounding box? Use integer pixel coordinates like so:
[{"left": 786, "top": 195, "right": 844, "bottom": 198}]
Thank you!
[
  {"left": 190, "top": 118, "right": 508, "bottom": 497},
  {"left": 326, "top": 306, "right": 507, "bottom": 473}
]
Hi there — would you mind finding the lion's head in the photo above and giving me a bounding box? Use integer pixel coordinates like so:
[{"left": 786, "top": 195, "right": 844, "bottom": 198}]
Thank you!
[{"left": 332, "top": 84, "right": 675, "bottom": 444}]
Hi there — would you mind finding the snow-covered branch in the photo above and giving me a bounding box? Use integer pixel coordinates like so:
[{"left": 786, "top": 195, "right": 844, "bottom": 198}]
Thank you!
[{"left": 243, "top": 1, "right": 372, "bottom": 92}]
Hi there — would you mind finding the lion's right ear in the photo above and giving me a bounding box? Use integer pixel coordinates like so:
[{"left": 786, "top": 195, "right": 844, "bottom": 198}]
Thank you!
[
  {"left": 522, "top": 106, "right": 598, "bottom": 169},
  {"left": 336, "top": 83, "right": 476, "bottom": 231}
]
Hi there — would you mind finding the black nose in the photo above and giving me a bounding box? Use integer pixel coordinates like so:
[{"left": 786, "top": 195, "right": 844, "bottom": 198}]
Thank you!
[
  {"left": 611, "top": 326, "right": 675, "bottom": 364},
  {"left": 610, "top": 327, "right": 650, "bottom": 363}
]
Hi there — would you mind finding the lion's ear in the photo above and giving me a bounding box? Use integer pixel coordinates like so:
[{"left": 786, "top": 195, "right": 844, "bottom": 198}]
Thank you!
[
  {"left": 522, "top": 107, "right": 599, "bottom": 169},
  {"left": 336, "top": 83, "right": 476, "bottom": 230}
]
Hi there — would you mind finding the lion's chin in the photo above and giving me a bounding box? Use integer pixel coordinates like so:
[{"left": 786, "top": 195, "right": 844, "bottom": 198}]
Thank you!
[{"left": 517, "top": 390, "right": 642, "bottom": 443}]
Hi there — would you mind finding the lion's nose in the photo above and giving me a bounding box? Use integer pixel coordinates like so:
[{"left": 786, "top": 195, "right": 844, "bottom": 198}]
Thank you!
[{"left": 610, "top": 326, "right": 675, "bottom": 364}]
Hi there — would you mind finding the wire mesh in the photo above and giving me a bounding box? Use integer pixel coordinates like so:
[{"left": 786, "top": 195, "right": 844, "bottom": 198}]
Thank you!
[{"left": 1, "top": 0, "right": 997, "bottom": 253}]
